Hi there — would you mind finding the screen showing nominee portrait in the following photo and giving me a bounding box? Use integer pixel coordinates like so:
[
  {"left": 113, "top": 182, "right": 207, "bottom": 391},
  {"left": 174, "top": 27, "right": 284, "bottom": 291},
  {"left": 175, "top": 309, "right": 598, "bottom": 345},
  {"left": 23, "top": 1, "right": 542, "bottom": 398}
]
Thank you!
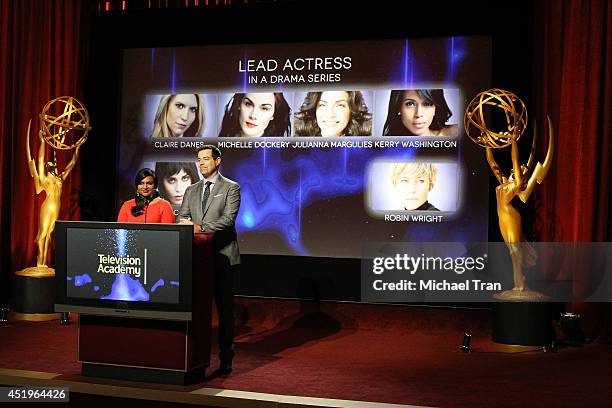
[{"left": 118, "top": 37, "right": 491, "bottom": 258}]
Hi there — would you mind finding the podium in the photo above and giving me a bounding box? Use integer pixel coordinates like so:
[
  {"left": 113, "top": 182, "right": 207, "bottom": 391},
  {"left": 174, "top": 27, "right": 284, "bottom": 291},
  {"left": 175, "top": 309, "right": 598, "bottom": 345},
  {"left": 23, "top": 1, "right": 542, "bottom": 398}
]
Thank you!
[{"left": 54, "top": 222, "right": 214, "bottom": 384}]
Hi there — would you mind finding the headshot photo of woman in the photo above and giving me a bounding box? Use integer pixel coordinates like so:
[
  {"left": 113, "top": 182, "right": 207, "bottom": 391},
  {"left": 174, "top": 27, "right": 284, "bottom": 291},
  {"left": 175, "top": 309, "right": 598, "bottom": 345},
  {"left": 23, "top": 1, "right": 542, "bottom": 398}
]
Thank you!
[
  {"left": 390, "top": 163, "right": 439, "bottom": 211},
  {"left": 155, "top": 161, "right": 200, "bottom": 215},
  {"left": 117, "top": 168, "right": 175, "bottom": 223},
  {"left": 381, "top": 89, "right": 459, "bottom": 136},
  {"left": 366, "top": 160, "right": 460, "bottom": 215},
  {"left": 218, "top": 92, "right": 291, "bottom": 137},
  {"left": 150, "top": 94, "right": 205, "bottom": 138},
  {"left": 294, "top": 91, "right": 372, "bottom": 137}
]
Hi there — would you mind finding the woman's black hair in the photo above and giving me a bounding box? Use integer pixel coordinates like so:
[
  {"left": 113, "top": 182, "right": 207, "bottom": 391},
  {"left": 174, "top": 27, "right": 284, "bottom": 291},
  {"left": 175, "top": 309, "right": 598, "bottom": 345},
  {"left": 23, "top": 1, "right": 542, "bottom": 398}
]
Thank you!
[
  {"left": 218, "top": 93, "right": 291, "bottom": 137},
  {"left": 294, "top": 91, "right": 372, "bottom": 136},
  {"left": 382, "top": 89, "right": 453, "bottom": 136},
  {"left": 154, "top": 162, "right": 199, "bottom": 201},
  {"left": 131, "top": 168, "right": 160, "bottom": 217}
]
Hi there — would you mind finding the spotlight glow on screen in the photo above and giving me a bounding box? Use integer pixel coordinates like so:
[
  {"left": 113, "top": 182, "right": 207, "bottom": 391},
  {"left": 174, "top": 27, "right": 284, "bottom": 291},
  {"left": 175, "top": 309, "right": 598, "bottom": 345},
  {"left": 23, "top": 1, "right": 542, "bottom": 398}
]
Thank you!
[{"left": 118, "top": 36, "right": 492, "bottom": 258}]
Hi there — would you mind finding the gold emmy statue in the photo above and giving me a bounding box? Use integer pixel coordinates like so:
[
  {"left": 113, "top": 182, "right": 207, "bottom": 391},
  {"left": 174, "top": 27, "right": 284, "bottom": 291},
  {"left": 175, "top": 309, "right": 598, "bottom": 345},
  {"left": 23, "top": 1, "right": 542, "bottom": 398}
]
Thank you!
[
  {"left": 465, "top": 89, "right": 553, "bottom": 301},
  {"left": 17, "top": 96, "right": 91, "bottom": 278}
]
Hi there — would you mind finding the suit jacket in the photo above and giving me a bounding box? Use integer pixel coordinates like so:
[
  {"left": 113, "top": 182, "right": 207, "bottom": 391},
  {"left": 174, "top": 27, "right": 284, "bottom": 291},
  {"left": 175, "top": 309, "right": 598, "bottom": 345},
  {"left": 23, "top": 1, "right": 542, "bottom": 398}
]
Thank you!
[{"left": 178, "top": 174, "right": 241, "bottom": 265}]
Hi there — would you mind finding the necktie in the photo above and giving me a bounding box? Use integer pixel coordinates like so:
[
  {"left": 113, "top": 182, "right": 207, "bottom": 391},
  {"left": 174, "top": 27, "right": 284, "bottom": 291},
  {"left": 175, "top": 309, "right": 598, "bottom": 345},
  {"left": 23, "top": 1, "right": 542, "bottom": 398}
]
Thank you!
[{"left": 201, "top": 181, "right": 212, "bottom": 214}]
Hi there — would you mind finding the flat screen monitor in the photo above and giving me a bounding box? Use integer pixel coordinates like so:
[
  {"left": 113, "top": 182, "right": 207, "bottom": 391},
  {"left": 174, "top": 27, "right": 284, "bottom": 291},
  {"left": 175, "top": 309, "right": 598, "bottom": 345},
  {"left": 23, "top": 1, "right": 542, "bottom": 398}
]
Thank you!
[{"left": 54, "top": 221, "right": 193, "bottom": 320}]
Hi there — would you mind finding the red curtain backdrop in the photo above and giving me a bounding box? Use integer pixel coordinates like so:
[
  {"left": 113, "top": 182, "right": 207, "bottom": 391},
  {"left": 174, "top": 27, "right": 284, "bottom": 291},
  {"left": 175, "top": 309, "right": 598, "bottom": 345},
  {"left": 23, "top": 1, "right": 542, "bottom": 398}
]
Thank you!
[
  {"left": 534, "top": 0, "right": 611, "bottom": 242},
  {"left": 0, "top": 0, "right": 89, "bottom": 276},
  {"left": 533, "top": 0, "right": 611, "bottom": 338}
]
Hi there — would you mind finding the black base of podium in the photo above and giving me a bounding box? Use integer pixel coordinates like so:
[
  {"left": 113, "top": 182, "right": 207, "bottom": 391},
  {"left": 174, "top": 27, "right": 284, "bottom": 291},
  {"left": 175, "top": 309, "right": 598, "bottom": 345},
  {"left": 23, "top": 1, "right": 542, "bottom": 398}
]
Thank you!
[
  {"left": 11, "top": 275, "right": 56, "bottom": 314},
  {"left": 82, "top": 363, "right": 205, "bottom": 385},
  {"left": 492, "top": 302, "right": 554, "bottom": 346}
]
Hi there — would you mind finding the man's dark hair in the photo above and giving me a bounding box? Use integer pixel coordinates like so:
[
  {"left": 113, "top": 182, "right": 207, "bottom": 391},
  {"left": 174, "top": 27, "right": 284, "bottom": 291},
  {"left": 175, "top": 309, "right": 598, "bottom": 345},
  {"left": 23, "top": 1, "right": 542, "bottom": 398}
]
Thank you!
[{"left": 196, "top": 144, "right": 221, "bottom": 159}]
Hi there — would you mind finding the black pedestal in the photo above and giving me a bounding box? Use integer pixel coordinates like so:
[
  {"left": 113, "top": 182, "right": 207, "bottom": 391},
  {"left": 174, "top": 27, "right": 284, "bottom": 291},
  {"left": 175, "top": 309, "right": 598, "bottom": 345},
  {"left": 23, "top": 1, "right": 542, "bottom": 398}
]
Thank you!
[
  {"left": 82, "top": 363, "right": 205, "bottom": 385},
  {"left": 492, "top": 302, "right": 553, "bottom": 346},
  {"left": 11, "top": 275, "right": 56, "bottom": 314}
]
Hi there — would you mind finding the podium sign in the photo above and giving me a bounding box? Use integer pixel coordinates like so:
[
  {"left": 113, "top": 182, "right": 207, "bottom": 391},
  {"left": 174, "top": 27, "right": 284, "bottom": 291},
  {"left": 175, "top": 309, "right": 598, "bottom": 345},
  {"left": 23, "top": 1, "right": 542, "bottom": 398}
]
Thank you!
[{"left": 55, "top": 221, "right": 193, "bottom": 320}]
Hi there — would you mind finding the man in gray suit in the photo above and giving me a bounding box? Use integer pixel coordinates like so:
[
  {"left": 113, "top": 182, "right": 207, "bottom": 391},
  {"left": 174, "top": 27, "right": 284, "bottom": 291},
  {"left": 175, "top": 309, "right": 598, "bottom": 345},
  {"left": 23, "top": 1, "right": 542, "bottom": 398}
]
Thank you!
[{"left": 179, "top": 145, "right": 240, "bottom": 375}]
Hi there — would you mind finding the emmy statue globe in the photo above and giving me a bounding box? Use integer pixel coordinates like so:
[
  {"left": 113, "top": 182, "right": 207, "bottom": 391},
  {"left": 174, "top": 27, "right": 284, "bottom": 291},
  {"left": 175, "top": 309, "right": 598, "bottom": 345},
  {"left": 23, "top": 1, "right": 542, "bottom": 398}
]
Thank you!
[
  {"left": 464, "top": 89, "right": 553, "bottom": 301},
  {"left": 12, "top": 96, "right": 90, "bottom": 321}
]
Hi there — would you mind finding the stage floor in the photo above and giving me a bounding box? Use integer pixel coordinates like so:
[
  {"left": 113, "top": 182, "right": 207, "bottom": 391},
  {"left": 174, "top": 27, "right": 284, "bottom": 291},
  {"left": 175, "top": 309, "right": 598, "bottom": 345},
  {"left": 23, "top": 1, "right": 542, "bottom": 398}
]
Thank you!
[{"left": 1, "top": 298, "right": 611, "bottom": 408}]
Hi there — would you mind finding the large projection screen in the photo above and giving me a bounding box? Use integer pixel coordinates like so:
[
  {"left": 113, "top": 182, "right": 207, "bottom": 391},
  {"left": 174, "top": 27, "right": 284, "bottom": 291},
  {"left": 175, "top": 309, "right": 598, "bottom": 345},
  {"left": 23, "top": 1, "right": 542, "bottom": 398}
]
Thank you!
[{"left": 118, "top": 36, "right": 491, "bottom": 259}]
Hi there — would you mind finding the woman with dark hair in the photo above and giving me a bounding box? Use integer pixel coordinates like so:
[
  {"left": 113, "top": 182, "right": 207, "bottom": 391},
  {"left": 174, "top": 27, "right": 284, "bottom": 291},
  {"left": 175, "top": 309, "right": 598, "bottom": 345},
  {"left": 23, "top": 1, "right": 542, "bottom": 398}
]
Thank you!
[
  {"left": 218, "top": 92, "right": 291, "bottom": 137},
  {"left": 117, "top": 168, "right": 175, "bottom": 223},
  {"left": 151, "top": 94, "right": 205, "bottom": 138},
  {"left": 382, "top": 89, "right": 458, "bottom": 136},
  {"left": 294, "top": 91, "right": 372, "bottom": 136},
  {"left": 155, "top": 161, "right": 199, "bottom": 215}
]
